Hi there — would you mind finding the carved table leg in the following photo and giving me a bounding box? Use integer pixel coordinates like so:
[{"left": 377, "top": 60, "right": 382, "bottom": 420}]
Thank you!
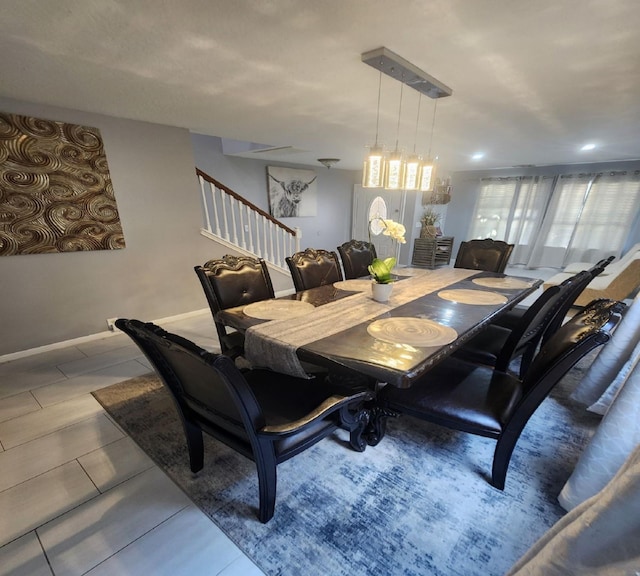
[
  {"left": 363, "top": 405, "right": 398, "bottom": 446},
  {"left": 348, "top": 407, "right": 370, "bottom": 452}
]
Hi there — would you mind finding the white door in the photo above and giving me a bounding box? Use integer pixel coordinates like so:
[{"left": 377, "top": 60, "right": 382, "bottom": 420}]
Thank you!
[{"left": 352, "top": 185, "right": 406, "bottom": 260}]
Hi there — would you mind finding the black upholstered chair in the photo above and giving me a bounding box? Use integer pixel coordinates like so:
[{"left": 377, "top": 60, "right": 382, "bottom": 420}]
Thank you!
[
  {"left": 454, "top": 238, "right": 514, "bottom": 273},
  {"left": 378, "top": 299, "right": 623, "bottom": 490},
  {"left": 454, "top": 270, "right": 594, "bottom": 378},
  {"left": 195, "top": 255, "right": 275, "bottom": 358},
  {"left": 337, "top": 240, "right": 377, "bottom": 279},
  {"left": 116, "top": 318, "right": 374, "bottom": 523},
  {"left": 492, "top": 256, "right": 615, "bottom": 333},
  {"left": 286, "top": 248, "right": 344, "bottom": 292}
]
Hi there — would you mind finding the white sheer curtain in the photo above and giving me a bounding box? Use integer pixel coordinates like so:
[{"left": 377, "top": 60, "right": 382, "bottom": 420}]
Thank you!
[
  {"left": 564, "top": 171, "right": 640, "bottom": 263},
  {"left": 467, "top": 178, "right": 517, "bottom": 240},
  {"left": 507, "top": 177, "right": 555, "bottom": 265},
  {"left": 528, "top": 171, "right": 640, "bottom": 267},
  {"left": 470, "top": 171, "right": 640, "bottom": 269}
]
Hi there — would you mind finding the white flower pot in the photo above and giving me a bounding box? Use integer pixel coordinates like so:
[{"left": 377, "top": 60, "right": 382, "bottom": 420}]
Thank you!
[{"left": 371, "top": 281, "right": 393, "bottom": 303}]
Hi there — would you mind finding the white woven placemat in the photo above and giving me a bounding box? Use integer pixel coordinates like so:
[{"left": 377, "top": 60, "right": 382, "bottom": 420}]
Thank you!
[
  {"left": 243, "top": 300, "right": 315, "bottom": 320},
  {"left": 472, "top": 277, "right": 533, "bottom": 289},
  {"left": 367, "top": 317, "right": 458, "bottom": 347},
  {"left": 438, "top": 288, "right": 508, "bottom": 305},
  {"left": 333, "top": 279, "right": 372, "bottom": 292}
]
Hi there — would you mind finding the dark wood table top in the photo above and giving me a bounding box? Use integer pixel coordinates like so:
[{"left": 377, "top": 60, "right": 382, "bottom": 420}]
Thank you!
[{"left": 218, "top": 268, "right": 542, "bottom": 388}]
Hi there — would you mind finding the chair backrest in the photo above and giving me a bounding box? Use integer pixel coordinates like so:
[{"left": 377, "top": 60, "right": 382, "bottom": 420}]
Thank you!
[
  {"left": 337, "top": 240, "right": 377, "bottom": 279},
  {"left": 540, "top": 257, "right": 613, "bottom": 345},
  {"left": 502, "top": 299, "right": 623, "bottom": 438},
  {"left": 195, "top": 255, "right": 275, "bottom": 351},
  {"left": 522, "top": 299, "right": 624, "bottom": 396},
  {"left": 286, "top": 248, "right": 344, "bottom": 291},
  {"left": 454, "top": 238, "right": 514, "bottom": 273},
  {"left": 495, "top": 270, "right": 593, "bottom": 375},
  {"left": 116, "top": 318, "right": 263, "bottom": 455}
]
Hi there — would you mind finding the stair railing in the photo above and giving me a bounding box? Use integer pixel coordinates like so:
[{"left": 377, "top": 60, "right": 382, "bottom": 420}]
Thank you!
[{"left": 197, "top": 169, "right": 300, "bottom": 269}]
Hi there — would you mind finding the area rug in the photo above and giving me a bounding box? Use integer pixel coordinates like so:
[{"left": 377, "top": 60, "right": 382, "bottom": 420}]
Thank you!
[{"left": 93, "top": 357, "right": 600, "bottom": 576}]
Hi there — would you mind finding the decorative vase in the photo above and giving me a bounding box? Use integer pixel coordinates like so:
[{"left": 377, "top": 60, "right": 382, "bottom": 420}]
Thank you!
[
  {"left": 372, "top": 281, "right": 393, "bottom": 303},
  {"left": 420, "top": 225, "right": 438, "bottom": 239}
]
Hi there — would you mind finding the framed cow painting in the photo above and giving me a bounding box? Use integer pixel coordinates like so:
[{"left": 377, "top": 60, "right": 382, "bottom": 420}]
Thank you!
[{"left": 267, "top": 166, "right": 317, "bottom": 218}]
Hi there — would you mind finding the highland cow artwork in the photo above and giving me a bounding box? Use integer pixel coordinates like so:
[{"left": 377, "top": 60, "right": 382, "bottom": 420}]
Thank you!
[{"left": 267, "top": 166, "right": 317, "bottom": 218}]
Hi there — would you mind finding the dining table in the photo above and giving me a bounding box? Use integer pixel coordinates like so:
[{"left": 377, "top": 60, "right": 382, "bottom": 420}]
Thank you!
[{"left": 217, "top": 266, "right": 542, "bottom": 448}]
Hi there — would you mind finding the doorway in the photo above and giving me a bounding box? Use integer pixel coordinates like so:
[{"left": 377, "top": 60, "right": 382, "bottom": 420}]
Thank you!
[{"left": 352, "top": 185, "right": 406, "bottom": 260}]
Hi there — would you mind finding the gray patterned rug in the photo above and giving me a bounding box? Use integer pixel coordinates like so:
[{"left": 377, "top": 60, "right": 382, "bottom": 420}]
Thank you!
[{"left": 93, "top": 357, "right": 600, "bottom": 576}]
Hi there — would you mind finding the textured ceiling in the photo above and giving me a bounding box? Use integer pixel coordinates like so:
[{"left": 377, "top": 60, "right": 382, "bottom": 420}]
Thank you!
[{"left": 1, "top": 0, "right": 640, "bottom": 174}]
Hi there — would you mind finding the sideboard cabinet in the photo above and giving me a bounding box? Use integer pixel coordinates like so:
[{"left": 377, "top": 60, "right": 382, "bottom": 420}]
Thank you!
[{"left": 411, "top": 236, "right": 454, "bottom": 269}]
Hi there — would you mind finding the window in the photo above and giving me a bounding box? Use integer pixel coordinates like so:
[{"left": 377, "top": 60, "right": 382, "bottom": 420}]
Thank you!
[
  {"left": 470, "top": 171, "right": 640, "bottom": 268},
  {"left": 468, "top": 179, "right": 517, "bottom": 240}
]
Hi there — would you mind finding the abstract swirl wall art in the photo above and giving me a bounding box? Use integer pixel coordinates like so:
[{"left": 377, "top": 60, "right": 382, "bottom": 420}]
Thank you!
[{"left": 0, "top": 112, "right": 125, "bottom": 256}]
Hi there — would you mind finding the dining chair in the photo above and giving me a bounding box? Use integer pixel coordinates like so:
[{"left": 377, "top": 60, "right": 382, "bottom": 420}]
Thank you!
[
  {"left": 286, "top": 248, "right": 344, "bottom": 291},
  {"left": 377, "top": 298, "right": 624, "bottom": 490},
  {"left": 454, "top": 238, "right": 514, "bottom": 273},
  {"left": 337, "top": 240, "right": 377, "bottom": 279},
  {"left": 195, "top": 255, "right": 275, "bottom": 358},
  {"left": 454, "top": 270, "right": 594, "bottom": 378},
  {"left": 116, "top": 318, "right": 374, "bottom": 523},
  {"left": 491, "top": 256, "right": 614, "bottom": 333}
]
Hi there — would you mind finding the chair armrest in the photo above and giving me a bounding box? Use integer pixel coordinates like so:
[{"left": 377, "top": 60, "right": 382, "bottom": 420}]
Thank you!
[{"left": 259, "top": 390, "right": 373, "bottom": 436}]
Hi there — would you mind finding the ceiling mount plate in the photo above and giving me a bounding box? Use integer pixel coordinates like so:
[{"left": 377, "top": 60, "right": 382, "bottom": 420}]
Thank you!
[{"left": 361, "top": 47, "right": 452, "bottom": 99}]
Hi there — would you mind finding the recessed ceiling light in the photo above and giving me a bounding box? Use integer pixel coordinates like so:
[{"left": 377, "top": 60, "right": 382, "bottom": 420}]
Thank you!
[
  {"left": 471, "top": 153, "right": 484, "bottom": 160},
  {"left": 581, "top": 143, "right": 596, "bottom": 151}
]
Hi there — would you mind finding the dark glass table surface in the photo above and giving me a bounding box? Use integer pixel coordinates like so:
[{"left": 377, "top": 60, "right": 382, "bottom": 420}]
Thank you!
[{"left": 217, "top": 271, "right": 542, "bottom": 388}]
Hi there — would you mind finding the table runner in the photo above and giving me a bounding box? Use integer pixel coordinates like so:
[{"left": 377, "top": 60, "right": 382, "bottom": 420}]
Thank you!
[{"left": 244, "top": 268, "right": 478, "bottom": 378}]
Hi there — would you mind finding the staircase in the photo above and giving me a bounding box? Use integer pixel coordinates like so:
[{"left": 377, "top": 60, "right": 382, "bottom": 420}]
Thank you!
[{"left": 197, "top": 169, "right": 301, "bottom": 271}]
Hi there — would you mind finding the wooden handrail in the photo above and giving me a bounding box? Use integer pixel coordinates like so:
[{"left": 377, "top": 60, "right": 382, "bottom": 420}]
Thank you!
[{"left": 196, "top": 168, "right": 297, "bottom": 236}]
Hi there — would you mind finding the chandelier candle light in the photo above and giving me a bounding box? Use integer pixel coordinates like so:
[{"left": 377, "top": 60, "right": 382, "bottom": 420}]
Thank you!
[
  {"left": 384, "top": 78, "right": 406, "bottom": 190},
  {"left": 363, "top": 70, "right": 386, "bottom": 188},
  {"left": 404, "top": 93, "right": 423, "bottom": 191}
]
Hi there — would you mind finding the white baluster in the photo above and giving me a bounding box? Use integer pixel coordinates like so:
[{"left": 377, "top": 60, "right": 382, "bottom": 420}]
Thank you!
[
  {"left": 221, "top": 190, "right": 230, "bottom": 241},
  {"left": 210, "top": 184, "right": 221, "bottom": 237},
  {"left": 262, "top": 215, "right": 269, "bottom": 261},
  {"left": 247, "top": 206, "right": 254, "bottom": 253},
  {"left": 239, "top": 204, "right": 247, "bottom": 250},
  {"left": 269, "top": 222, "right": 275, "bottom": 266},
  {"left": 230, "top": 197, "right": 239, "bottom": 245},
  {"left": 199, "top": 176, "right": 212, "bottom": 233},
  {"left": 274, "top": 227, "right": 281, "bottom": 267}
]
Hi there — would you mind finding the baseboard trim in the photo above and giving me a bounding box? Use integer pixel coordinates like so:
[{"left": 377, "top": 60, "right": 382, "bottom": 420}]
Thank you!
[{"left": 0, "top": 308, "right": 212, "bottom": 364}]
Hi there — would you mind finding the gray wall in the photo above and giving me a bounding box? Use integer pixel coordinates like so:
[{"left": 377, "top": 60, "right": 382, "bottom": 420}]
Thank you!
[
  {"left": 446, "top": 160, "right": 640, "bottom": 262},
  {"left": 190, "top": 133, "right": 359, "bottom": 252},
  {"left": 0, "top": 101, "right": 360, "bottom": 356}
]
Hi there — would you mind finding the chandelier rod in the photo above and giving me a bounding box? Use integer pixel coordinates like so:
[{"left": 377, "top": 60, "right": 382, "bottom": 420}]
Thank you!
[{"left": 427, "top": 99, "right": 438, "bottom": 159}]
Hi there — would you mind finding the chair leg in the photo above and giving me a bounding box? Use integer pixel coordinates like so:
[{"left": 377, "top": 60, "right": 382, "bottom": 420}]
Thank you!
[
  {"left": 183, "top": 419, "right": 204, "bottom": 473},
  {"left": 491, "top": 431, "right": 520, "bottom": 490},
  {"left": 255, "top": 440, "right": 278, "bottom": 523}
]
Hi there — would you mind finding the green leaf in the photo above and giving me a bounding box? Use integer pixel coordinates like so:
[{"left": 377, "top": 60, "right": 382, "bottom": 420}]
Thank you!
[{"left": 368, "top": 257, "right": 396, "bottom": 284}]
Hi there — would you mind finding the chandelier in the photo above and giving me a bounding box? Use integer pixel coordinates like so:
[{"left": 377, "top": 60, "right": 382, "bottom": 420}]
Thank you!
[{"left": 361, "top": 47, "right": 452, "bottom": 190}]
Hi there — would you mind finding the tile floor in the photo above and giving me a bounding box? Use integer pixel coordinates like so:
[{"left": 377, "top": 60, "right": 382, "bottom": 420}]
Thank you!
[
  {"left": 0, "top": 265, "right": 556, "bottom": 576},
  {"left": 0, "top": 312, "right": 264, "bottom": 576}
]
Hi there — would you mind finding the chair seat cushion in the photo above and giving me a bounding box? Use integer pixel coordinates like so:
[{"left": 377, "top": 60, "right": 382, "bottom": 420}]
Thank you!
[
  {"left": 221, "top": 330, "right": 245, "bottom": 351},
  {"left": 453, "top": 324, "right": 512, "bottom": 366},
  {"left": 379, "top": 359, "right": 524, "bottom": 436},
  {"left": 491, "top": 305, "right": 528, "bottom": 330},
  {"left": 247, "top": 370, "right": 346, "bottom": 457}
]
